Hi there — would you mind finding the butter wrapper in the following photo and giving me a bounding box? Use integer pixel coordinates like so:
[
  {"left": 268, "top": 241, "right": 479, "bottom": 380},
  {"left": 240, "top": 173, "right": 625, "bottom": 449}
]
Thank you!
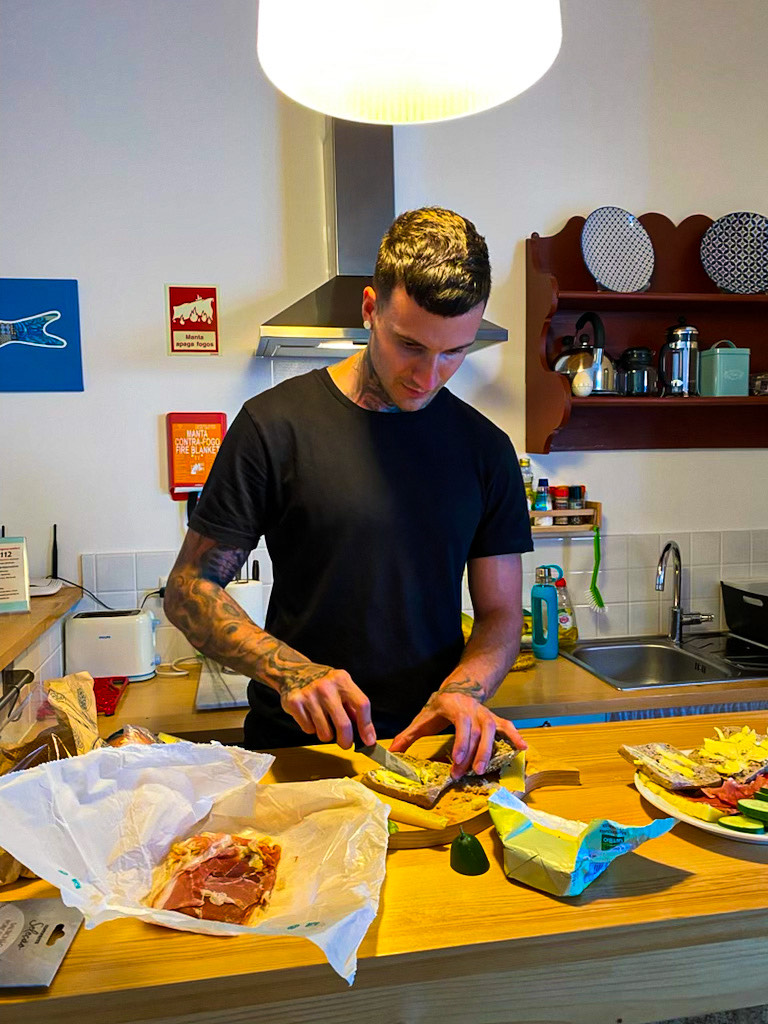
[{"left": 488, "top": 788, "right": 675, "bottom": 896}]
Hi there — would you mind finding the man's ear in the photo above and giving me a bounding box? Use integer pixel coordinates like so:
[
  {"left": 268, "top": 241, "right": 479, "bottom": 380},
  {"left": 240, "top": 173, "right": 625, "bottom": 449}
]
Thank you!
[{"left": 361, "top": 286, "right": 377, "bottom": 324}]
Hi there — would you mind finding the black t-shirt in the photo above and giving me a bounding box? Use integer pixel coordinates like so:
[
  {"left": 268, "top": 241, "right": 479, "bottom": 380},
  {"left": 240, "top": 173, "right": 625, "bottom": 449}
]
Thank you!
[{"left": 190, "top": 369, "right": 532, "bottom": 735}]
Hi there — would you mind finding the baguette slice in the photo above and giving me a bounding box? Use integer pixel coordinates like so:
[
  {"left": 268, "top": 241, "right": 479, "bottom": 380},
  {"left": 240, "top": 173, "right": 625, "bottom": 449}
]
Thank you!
[
  {"left": 619, "top": 742, "right": 722, "bottom": 791},
  {"left": 361, "top": 738, "right": 520, "bottom": 809}
]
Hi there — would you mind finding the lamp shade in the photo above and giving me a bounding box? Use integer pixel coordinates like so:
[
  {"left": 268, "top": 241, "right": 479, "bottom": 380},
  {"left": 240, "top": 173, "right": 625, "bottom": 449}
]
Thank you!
[{"left": 257, "top": 0, "right": 562, "bottom": 125}]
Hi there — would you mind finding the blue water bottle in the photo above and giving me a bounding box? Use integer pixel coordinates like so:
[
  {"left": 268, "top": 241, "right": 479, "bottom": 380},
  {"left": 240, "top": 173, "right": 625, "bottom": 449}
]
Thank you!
[{"left": 531, "top": 564, "right": 563, "bottom": 660}]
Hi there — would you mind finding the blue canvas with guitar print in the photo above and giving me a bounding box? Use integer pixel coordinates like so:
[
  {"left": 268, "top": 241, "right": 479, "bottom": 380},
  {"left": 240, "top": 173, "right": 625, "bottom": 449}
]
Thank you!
[{"left": 0, "top": 278, "right": 83, "bottom": 391}]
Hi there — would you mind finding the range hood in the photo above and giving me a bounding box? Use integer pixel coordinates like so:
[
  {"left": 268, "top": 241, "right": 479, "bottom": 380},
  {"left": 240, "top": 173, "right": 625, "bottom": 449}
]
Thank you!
[{"left": 256, "top": 119, "right": 508, "bottom": 358}]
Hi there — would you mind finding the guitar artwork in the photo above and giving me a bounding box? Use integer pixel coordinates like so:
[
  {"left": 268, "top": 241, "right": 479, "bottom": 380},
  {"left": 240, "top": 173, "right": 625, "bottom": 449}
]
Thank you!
[{"left": 0, "top": 310, "right": 67, "bottom": 349}]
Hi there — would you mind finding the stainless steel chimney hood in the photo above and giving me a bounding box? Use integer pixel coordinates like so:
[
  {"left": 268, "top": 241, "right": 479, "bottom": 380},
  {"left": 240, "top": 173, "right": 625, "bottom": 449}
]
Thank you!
[{"left": 256, "top": 120, "right": 508, "bottom": 358}]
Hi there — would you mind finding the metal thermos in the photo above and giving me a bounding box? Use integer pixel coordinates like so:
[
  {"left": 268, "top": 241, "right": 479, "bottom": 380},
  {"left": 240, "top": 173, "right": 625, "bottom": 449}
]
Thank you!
[{"left": 659, "top": 320, "right": 700, "bottom": 396}]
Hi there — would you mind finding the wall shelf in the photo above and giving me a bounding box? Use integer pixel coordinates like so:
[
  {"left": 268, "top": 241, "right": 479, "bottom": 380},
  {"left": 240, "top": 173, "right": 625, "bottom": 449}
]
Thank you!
[
  {"left": 530, "top": 501, "right": 601, "bottom": 536},
  {"left": 526, "top": 213, "right": 768, "bottom": 452}
]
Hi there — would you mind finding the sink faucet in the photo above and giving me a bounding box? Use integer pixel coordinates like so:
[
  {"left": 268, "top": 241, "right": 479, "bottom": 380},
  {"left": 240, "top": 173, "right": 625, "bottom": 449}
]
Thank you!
[{"left": 655, "top": 541, "right": 714, "bottom": 644}]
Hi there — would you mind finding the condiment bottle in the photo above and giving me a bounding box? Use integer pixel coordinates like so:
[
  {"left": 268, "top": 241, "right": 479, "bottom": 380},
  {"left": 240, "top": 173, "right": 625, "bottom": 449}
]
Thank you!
[
  {"left": 531, "top": 564, "right": 562, "bottom": 660},
  {"left": 532, "top": 478, "right": 553, "bottom": 527},
  {"left": 555, "top": 576, "right": 579, "bottom": 645},
  {"left": 518, "top": 456, "right": 534, "bottom": 509}
]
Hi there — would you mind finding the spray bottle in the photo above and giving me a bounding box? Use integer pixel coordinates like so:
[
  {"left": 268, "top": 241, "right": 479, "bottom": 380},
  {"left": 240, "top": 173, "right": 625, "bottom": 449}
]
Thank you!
[{"left": 531, "top": 563, "right": 563, "bottom": 660}]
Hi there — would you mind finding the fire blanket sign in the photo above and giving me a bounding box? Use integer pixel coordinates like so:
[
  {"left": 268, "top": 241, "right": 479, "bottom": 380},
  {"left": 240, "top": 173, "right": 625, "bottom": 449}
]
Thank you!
[
  {"left": 166, "top": 285, "right": 219, "bottom": 354},
  {"left": 166, "top": 412, "right": 227, "bottom": 499}
]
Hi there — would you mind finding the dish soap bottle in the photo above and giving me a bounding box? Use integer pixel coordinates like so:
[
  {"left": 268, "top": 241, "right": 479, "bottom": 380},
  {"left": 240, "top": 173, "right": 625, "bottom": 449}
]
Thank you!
[
  {"left": 555, "top": 575, "right": 579, "bottom": 645},
  {"left": 531, "top": 564, "right": 562, "bottom": 660}
]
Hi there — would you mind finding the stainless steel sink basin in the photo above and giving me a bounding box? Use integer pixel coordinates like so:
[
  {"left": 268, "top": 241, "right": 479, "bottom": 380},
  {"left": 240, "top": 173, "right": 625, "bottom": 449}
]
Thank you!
[{"left": 560, "top": 634, "right": 765, "bottom": 690}]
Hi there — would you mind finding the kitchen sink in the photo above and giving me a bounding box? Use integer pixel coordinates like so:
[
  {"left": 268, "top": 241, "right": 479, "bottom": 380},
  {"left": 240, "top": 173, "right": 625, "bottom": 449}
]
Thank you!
[{"left": 560, "top": 632, "right": 768, "bottom": 690}]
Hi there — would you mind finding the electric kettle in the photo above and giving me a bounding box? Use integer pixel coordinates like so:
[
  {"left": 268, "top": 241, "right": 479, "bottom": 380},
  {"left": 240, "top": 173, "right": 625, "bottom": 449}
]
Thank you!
[{"left": 659, "top": 318, "right": 700, "bottom": 396}]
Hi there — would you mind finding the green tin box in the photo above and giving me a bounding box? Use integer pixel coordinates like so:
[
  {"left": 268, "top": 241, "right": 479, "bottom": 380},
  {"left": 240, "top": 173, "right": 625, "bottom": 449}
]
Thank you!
[{"left": 699, "top": 340, "right": 750, "bottom": 396}]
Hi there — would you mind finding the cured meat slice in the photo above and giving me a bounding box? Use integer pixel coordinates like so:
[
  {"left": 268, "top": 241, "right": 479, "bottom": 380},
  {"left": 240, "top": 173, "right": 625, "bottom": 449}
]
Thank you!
[{"left": 146, "top": 831, "right": 281, "bottom": 925}]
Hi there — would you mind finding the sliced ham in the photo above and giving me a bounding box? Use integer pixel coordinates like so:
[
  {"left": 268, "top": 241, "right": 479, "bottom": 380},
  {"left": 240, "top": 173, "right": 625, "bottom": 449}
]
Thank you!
[{"left": 146, "top": 831, "right": 281, "bottom": 925}]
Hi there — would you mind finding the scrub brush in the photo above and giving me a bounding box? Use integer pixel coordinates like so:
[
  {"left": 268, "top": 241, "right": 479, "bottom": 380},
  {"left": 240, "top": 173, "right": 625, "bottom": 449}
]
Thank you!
[{"left": 587, "top": 525, "right": 605, "bottom": 610}]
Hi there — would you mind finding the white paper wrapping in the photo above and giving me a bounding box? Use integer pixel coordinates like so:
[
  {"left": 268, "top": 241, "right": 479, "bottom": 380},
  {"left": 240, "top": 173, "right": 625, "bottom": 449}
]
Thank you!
[{"left": 0, "top": 741, "right": 389, "bottom": 983}]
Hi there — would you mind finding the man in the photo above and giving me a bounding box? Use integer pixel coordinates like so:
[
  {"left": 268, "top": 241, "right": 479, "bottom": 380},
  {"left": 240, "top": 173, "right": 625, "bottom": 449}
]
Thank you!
[{"left": 164, "top": 207, "right": 533, "bottom": 778}]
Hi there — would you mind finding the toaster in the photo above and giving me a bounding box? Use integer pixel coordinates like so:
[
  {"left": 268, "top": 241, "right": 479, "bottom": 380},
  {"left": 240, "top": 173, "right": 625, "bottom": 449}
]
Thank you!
[{"left": 65, "top": 610, "right": 158, "bottom": 681}]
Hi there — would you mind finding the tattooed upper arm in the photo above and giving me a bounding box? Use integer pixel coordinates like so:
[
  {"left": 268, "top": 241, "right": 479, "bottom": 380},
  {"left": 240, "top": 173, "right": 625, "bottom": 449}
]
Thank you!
[{"left": 172, "top": 529, "right": 250, "bottom": 588}]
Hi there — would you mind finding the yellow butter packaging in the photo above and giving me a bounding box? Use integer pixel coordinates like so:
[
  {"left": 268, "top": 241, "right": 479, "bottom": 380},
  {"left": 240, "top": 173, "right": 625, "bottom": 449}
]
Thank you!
[{"left": 488, "top": 789, "right": 675, "bottom": 896}]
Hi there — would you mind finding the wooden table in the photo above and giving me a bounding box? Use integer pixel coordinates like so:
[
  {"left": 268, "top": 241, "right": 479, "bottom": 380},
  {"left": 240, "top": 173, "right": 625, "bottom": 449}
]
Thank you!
[
  {"left": 99, "top": 656, "right": 768, "bottom": 747},
  {"left": 0, "top": 588, "right": 80, "bottom": 673},
  {"left": 4, "top": 711, "right": 768, "bottom": 1024}
]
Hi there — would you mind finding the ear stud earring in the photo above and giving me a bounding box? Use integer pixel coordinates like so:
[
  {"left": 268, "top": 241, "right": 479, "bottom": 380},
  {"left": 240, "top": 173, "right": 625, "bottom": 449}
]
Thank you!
[{"left": 363, "top": 319, "right": 371, "bottom": 330}]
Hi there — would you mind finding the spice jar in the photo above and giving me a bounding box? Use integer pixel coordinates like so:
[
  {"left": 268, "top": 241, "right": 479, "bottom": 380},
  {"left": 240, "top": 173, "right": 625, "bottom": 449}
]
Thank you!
[
  {"left": 551, "top": 485, "right": 570, "bottom": 525},
  {"left": 568, "top": 485, "right": 586, "bottom": 525}
]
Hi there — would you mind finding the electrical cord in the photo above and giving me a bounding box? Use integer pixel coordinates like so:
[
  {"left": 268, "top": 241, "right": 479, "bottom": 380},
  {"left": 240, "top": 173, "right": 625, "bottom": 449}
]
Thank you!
[
  {"left": 140, "top": 587, "right": 165, "bottom": 609},
  {"left": 155, "top": 655, "right": 202, "bottom": 678},
  {"left": 50, "top": 576, "right": 114, "bottom": 610}
]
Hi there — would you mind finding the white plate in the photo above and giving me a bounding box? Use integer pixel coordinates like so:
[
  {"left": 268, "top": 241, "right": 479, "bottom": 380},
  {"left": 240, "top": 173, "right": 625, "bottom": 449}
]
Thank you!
[
  {"left": 634, "top": 771, "right": 768, "bottom": 845},
  {"left": 581, "top": 206, "right": 655, "bottom": 292},
  {"left": 700, "top": 211, "right": 768, "bottom": 294}
]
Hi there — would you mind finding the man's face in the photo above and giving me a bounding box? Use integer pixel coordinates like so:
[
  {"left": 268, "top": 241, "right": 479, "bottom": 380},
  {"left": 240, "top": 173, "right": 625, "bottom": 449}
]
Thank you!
[{"left": 362, "top": 284, "right": 485, "bottom": 411}]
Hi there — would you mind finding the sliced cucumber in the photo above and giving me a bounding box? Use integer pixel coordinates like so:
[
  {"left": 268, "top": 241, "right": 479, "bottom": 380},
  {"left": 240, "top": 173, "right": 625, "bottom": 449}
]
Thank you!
[
  {"left": 752, "top": 787, "right": 768, "bottom": 803},
  {"left": 737, "top": 798, "right": 768, "bottom": 822},
  {"left": 719, "top": 814, "right": 765, "bottom": 834}
]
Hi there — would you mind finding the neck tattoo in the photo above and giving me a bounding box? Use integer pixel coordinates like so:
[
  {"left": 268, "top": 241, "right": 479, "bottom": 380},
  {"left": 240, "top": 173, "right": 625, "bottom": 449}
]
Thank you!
[{"left": 353, "top": 349, "right": 400, "bottom": 412}]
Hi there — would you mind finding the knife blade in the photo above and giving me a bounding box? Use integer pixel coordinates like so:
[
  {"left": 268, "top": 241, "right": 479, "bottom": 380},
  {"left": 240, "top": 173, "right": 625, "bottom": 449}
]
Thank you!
[{"left": 354, "top": 740, "right": 421, "bottom": 782}]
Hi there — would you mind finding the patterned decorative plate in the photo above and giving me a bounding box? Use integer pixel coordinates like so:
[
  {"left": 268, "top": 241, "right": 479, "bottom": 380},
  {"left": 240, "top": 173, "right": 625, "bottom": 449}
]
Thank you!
[
  {"left": 581, "top": 206, "right": 655, "bottom": 292},
  {"left": 700, "top": 212, "right": 768, "bottom": 294}
]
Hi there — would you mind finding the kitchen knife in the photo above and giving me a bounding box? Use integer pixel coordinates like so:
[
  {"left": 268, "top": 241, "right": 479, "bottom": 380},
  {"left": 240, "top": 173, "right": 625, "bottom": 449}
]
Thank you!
[{"left": 354, "top": 739, "right": 421, "bottom": 782}]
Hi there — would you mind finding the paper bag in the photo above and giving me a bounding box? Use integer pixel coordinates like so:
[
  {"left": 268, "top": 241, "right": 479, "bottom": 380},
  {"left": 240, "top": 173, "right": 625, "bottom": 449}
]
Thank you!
[{"left": 0, "top": 742, "right": 388, "bottom": 982}]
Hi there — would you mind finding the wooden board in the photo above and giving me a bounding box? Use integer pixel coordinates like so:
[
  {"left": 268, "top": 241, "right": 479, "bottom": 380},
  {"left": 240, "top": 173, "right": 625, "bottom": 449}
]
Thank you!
[{"left": 358, "top": 767, "right": 581, "bottom": 849}]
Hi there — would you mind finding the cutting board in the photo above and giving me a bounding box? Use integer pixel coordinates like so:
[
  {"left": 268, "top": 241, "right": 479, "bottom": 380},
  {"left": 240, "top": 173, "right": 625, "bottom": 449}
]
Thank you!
[{"left": 358, "top": 767, "right": 581, "bottom": 850}]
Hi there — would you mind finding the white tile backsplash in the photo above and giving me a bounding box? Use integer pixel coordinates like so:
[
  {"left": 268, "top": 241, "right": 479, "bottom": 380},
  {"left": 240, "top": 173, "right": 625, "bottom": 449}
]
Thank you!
[
  {"left": 136, "top": 551, "right": 176, "bottom": 590},
  {"left": 597, "top": 603, "right": 628, "bottom": 637},
  {"left": 691, "top": 531, "right": 721, "bottom": 565},
  {"left": 71, "top": 531, "right": 759, "bottom": 656},
  {"left": 751, "top": 530, "right": 768, "bottom": 563},
  {"left": 599, "top": 534, "right": 628, "bottom": 571},
  {"left": 722, "top": 530, "right": 750, "bottom": 565},
  {"left": 95, "top": 553, "right": 137, "bottom": 592},
  {"left": 629, "top": 601, "right": 660, "bottom": 636},
  {"left": 627, "top": 534, "right": 661, "bottom": 568}
]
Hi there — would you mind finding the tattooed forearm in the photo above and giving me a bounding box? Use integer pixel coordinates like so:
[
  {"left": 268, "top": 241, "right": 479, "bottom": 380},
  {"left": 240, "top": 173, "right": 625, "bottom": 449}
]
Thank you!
[{"left": 164, "top": 530, "right": 328, "bottom": 693}]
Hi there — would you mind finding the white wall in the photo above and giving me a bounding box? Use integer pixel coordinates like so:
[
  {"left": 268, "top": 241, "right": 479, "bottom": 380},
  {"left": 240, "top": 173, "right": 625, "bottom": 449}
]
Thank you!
[
  {"left": 0, "top": 0, "right": 329, "bottom": 577},
  {"left": 2, "top": 0, "right": 767, "bottom": 582},
  {"left": 395, "top": 0, "right": 768, "bottom": 534}
]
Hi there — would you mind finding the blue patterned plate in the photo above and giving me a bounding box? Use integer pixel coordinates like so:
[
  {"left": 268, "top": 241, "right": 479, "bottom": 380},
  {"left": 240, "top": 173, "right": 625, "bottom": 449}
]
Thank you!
[
  {"left": 700, "top": 212, "right": 768, "bottom": 294},
  {"left": 581, "top": 206, "right": 655, "bottom": 293}
]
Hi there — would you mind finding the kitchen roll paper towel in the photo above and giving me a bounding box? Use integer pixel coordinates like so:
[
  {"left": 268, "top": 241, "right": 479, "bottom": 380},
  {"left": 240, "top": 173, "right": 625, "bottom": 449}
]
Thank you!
[{"left": 224, "top": 580, "right": 265, "bottom": 628}]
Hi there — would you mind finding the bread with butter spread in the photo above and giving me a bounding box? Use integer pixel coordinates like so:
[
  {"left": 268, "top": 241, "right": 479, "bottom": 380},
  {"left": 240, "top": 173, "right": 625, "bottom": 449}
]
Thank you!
[
  {"left": 618, "top": 742, "right": 722, "bottom": 790},
  {"left": 361, "top": 738, "right": 520, "bottom": 808}
]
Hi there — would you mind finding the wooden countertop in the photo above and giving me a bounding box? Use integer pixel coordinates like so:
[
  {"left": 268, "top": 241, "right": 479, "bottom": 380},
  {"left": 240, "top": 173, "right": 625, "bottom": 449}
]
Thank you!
[
  {"left": 4, "top": 711, "right": 768, "bottom": 1023},
  {"left": 99, "top": 654, "right": 768, "bottom": 747},
  {"left": 0, "top": 588, "right": 81, "bottom": 672}
]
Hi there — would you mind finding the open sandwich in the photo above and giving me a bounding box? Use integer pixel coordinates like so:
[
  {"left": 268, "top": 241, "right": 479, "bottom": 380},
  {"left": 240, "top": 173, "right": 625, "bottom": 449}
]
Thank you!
[
  {"left": 361, "top": 738, "right": 520, "bottom": 808},
  {"left": 618, "top": 742, "right": 722, "bottom": 791}
]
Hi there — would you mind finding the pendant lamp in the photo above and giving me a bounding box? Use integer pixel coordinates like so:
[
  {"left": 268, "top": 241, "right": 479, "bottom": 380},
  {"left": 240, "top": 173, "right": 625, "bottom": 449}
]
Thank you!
[{"left": 257, "top": 0, "right": 562, "bottom": 125}]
